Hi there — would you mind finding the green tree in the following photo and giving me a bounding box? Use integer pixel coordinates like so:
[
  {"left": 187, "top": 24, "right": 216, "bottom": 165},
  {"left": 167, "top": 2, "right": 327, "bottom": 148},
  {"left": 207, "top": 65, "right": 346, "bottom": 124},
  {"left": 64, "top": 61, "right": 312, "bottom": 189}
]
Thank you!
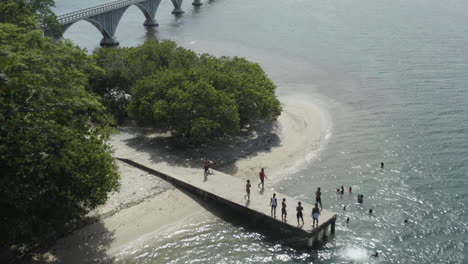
[
  {"left": 0, "top": 24, "right": 119, "bottom": 246},
  {"left": 196, "top": 55, "right": 282, "bottom": 124},
  {"left": 93, "top": 40, "right": 282, "bottom": 141},
  {"left": 128, "top": 69, "right": 239, "bottom": 139},
  {"left": 0, "top": 0, "right": 61, "bottom": 37},
  {"left": 89, "top": 40, "right": 200, "bottom": 122}
]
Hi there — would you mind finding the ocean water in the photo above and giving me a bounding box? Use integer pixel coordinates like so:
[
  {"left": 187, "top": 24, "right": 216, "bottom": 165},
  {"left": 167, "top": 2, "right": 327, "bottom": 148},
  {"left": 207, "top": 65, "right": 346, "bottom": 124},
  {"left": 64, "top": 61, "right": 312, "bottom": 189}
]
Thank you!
[{"left": 54, "top": 0, "right": 468, "bottom": 263}]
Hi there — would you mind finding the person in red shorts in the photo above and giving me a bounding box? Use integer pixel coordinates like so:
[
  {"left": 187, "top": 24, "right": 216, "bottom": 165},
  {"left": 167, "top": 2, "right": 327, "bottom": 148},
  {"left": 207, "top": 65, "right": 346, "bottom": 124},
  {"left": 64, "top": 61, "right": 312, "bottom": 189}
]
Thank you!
[{"left": 257, "top": 168, "right": 267, "bottom": 189}]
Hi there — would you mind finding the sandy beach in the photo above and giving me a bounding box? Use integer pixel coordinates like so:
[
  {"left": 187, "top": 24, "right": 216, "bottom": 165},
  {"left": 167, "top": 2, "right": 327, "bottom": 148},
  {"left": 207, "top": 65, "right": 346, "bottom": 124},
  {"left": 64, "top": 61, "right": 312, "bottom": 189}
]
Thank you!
[{"left": 45, "top": 97, "right": 330, "bottom": 263}]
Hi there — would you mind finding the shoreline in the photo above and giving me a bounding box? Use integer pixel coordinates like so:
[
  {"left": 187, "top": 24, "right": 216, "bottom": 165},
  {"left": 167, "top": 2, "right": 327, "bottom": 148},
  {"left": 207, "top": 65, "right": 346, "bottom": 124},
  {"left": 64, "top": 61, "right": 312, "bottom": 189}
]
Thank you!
[{"left": 45, "top": 97, "right": 331, "bottom": 263}]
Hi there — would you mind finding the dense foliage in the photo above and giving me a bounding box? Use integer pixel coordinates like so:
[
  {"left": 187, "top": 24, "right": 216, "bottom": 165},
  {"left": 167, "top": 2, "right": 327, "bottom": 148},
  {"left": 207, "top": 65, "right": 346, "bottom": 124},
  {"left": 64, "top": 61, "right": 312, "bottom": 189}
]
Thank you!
[
  {"left": 0, "top": 0, "right": 61, "bottom": 37},
  {"left": 0, "top": 0, "right": 281, "bottom": 249},
  {"left": 91, "top": 41, "right": 282, "bottom": 140},
  {"left": 0, "top": 5, "right": 119, "bottom": 246}
]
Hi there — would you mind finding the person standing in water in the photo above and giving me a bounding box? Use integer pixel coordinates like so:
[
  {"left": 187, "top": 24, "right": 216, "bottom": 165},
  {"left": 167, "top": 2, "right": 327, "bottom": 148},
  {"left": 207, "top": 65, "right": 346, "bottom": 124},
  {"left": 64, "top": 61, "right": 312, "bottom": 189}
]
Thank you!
[
  {"left": 245, "top": 180, "right": 251, "bottom": 200},
  {"left": 381, "top": 162, "right": 384, "bottom": 168},
  {"left": 296, "top": 202, "right": 304, "bottom": 226},
  {"left": 315, "top": 187, "right": 322, "bottom": 210},
  {"left": 270, "top": 193, "right": 277, "bottom": 218},
  {"left": 258, "top": 168, "right": 267, "bottom": 189},
  {"left": 358, "top": 194, "right": 364, "bottom": 204},
  {"left": 312, "top": 203, "right": 320, "bottom": 227},
  {"left": 281, "top": 198, "right": 287, "bottom": 222}
]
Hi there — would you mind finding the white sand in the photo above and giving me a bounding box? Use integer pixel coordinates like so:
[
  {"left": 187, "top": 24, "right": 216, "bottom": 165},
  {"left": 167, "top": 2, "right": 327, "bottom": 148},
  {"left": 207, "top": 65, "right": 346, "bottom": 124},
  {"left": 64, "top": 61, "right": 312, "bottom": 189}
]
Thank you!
[
  {"left": 46, "top": 98, "right": 330, "bottom": 263},
  {"left": 233, "top": 97, "right": 330, "bottom": 182}
]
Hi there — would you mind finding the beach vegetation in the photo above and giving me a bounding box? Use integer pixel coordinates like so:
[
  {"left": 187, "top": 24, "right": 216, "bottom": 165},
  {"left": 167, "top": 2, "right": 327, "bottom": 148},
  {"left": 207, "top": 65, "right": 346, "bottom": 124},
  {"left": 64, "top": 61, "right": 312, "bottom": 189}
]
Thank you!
[
  {"left": 92, "top": 40, "right": 282, "bottom": 141},
  {"left": 0, "top": 22, "right": 119, "bottom": 247},
  {"left": 0, "top": 0, "right": 61, "bottom": 38}
]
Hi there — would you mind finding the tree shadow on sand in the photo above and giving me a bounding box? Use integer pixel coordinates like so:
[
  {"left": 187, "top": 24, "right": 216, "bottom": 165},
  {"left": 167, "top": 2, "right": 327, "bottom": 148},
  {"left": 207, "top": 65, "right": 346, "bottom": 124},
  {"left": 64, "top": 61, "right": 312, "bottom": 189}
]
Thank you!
[
  {"left": 36, "top": 220, "right": 116, "bottom": 264},
  {"left": 1, "top": 219, "right": 115, "bottom": 264},
  {"left": 118, "top": 119, "right": 281, "bottom": 175}
]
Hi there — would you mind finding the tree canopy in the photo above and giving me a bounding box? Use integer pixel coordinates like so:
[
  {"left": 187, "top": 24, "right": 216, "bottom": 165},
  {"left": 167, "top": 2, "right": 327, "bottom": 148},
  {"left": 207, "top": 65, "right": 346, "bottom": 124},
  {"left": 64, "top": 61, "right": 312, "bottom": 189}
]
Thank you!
[
  {"left": 92, "top": 40, "right": 282, "bottom": 140},
  {"left": 0, "top": 0, "right": 61, "bottom": 37},
  {"left": 0, "top": 17, "right": 119, "bottom": 246}
]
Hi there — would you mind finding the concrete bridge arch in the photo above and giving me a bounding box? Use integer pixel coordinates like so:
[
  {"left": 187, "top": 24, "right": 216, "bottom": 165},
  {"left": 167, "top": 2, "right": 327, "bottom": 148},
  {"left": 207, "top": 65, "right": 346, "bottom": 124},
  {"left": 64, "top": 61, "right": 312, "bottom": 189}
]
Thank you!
[{"left": 57, "top": 0, "right": 203, "bottom": 46}]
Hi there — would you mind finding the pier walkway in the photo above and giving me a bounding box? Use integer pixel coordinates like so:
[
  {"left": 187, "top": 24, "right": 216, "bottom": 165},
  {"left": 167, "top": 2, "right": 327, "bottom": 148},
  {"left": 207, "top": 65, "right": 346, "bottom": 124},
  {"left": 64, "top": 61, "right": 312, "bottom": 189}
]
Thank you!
[{"left": 116, "top": 157, "right": 337, "bottom": 245}]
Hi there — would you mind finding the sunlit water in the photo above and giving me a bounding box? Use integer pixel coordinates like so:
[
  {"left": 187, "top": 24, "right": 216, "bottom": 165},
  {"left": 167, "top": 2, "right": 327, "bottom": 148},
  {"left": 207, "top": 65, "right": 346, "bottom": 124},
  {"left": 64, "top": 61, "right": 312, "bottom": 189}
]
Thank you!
[{"left": 54, "top": 0, "right": 468, "bottom": 262}]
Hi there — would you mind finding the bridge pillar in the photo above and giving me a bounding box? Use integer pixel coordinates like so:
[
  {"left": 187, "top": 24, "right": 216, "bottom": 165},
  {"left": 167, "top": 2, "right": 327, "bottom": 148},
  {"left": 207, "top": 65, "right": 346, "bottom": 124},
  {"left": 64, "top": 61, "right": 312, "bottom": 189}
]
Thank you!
[
  {"left": 100, "top": 36, "right": 120, "bottom": 47},
  {"left": 171, "top": 0, "right": 185, "bottom": 14},
  {"left": 192, "top": 0, "right": 203, "bottom": 6},
  {"left": 137, "top": 0, "right": 162, "bottom": 27},
  {"left": 330, "top": 219, "right": 336, "bottom": 234},
  {"left": 85, "top": 6, "right": 130, "bottom": 47}
]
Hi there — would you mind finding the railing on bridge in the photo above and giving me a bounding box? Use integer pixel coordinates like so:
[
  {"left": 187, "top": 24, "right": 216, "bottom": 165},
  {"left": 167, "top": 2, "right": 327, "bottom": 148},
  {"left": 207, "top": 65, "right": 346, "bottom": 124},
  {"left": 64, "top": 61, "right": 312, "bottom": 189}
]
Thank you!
[
  {"left": 55, "top": 0, "right": 188, "bottom": 46},
  {"left": 57, "top": 0, "right": 147, "bottom": 24}
]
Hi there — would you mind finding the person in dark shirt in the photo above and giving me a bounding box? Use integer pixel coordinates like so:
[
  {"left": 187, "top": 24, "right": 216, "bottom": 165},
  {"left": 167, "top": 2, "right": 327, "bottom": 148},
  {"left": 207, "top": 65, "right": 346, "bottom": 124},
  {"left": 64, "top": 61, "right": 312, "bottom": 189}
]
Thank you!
[
  {"left": 257, "top": 168, "right": 267, "bottom": 189},
  {"left": 281, "top": 198, "right": 287, "bottom": 222},
  {"left": 358, "top": 194, "right": 364, "bottom": 204},
  {"left": 315, "top": 187, "right": 322, "bottom": 210},
  {"left": 296, "top": 202, "right": 304, "bottom": 226},
  {"left": 312, "top": 203, "right": 320, "bottom": 227}
]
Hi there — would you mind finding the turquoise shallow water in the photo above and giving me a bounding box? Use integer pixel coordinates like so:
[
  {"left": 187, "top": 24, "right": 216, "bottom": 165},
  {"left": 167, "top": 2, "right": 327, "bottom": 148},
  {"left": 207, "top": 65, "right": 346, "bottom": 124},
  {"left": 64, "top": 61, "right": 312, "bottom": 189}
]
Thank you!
[{"left": 55, "top": 0, "right": 468, "bottom": 262}]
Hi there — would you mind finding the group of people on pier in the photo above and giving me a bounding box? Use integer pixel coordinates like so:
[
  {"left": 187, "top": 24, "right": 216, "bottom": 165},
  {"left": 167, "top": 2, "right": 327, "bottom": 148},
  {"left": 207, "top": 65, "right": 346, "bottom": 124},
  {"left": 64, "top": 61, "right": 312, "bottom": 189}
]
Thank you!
[
  {"left": 206, "top": 160, "right": 386, "bottom": 258},
  {"left": 244, "top": 168, "right": 322, "bottom": 227}
]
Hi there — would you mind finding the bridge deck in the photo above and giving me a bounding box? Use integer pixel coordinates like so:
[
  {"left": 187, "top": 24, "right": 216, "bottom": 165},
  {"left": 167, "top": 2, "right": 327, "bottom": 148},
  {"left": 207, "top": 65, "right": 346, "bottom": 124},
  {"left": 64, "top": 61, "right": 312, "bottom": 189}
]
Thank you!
[
  {"left": 117, "top": 157, "right": 337, "bottom": 238},
  {"left": 57, "top": 0, "right": 146, "bottom": 24}
]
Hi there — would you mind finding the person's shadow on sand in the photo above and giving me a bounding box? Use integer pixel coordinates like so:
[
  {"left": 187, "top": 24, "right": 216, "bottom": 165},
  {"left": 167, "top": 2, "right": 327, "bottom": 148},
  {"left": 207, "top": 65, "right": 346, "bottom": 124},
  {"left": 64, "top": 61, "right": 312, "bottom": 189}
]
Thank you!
[{"left": 258, "top": 189, "right": 264, "bottom": 195}]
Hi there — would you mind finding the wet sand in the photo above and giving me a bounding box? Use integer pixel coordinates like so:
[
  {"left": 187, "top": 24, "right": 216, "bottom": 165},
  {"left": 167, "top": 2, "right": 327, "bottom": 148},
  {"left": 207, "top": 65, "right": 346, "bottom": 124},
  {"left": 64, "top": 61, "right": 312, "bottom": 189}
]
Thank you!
[{"left": 45, "top": 98, "right": 330, "bottom": 263}]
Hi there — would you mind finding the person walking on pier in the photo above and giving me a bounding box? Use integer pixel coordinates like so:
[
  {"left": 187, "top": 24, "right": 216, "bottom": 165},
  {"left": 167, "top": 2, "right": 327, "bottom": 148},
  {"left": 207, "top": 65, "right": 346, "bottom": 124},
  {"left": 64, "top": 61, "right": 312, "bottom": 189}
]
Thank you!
[
  {"left": 296, "top": 202, "right": 304, "bottom": 226},
  {"left": 281, "top": 198, "right": 287, "bottom": 222},
  {"left": 245, "top": 180, "right": 251, "bottom": 201},
  {"left": 258, "top": 168, "right": 267, "bottom": 189},
  {"left": 270, "top": 193, "right": 278, "bottom": 218},
  {"left": 204, "top": 159, "right": 214, "bottom": 176},
  {"left": 315, "top": 187, "right": 323, "bottom": 210},
  {"left": 312, "top": 203, "right": 320, "bottom": 228}
]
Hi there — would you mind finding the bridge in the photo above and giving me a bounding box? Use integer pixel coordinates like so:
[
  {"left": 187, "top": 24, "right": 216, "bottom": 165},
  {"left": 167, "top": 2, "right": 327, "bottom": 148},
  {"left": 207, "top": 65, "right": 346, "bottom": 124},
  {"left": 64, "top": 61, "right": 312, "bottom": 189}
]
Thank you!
[{"left": 55, "top": 0, "right": 204, "bottom": 46}]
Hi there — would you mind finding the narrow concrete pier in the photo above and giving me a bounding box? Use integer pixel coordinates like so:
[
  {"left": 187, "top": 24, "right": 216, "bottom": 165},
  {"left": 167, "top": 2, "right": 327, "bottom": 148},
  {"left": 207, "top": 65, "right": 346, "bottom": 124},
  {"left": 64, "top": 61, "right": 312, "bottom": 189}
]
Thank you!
[{"left": 116, "top": 157, "right": 337, "bottom": 246}]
